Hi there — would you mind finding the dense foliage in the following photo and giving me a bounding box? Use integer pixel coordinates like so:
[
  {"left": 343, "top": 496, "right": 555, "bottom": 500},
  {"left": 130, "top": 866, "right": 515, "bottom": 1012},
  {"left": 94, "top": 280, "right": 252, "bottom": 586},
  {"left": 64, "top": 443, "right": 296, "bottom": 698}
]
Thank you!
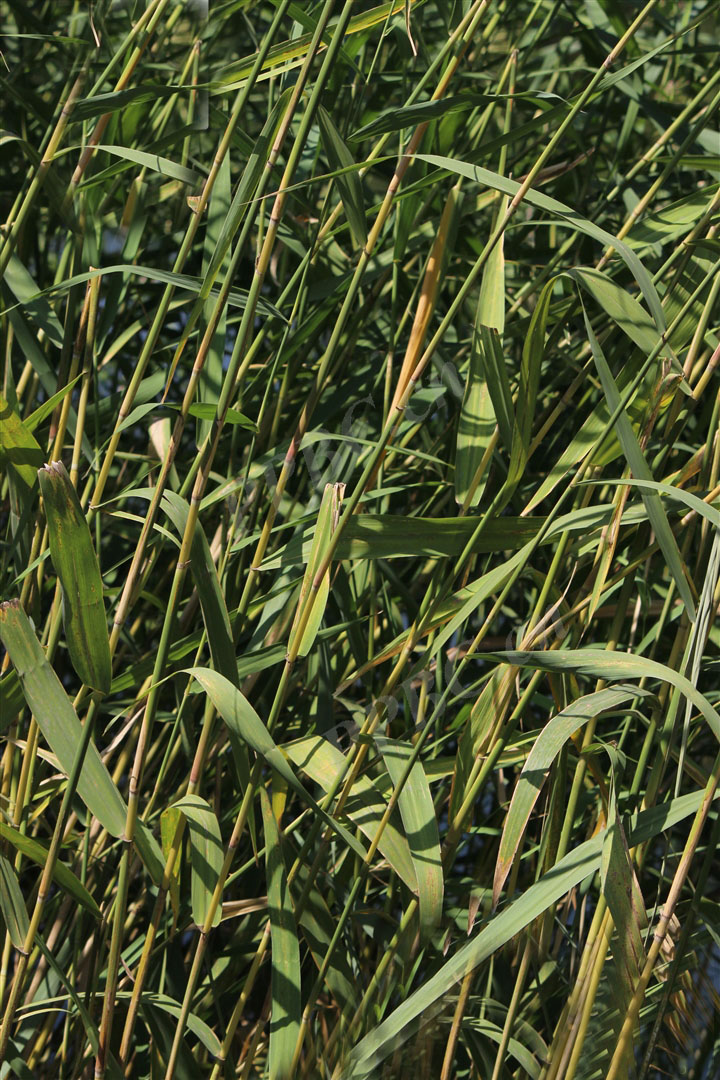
[{"left": 1, "top": 1, "right": 719, "bottom": 1077}]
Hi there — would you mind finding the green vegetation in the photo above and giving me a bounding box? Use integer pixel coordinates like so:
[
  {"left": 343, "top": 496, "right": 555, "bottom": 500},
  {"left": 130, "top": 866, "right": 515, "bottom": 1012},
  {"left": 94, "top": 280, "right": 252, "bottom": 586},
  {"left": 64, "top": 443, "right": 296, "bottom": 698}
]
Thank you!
[{"left": 1, "top": 1, "right": 719, "bottom": 1077}]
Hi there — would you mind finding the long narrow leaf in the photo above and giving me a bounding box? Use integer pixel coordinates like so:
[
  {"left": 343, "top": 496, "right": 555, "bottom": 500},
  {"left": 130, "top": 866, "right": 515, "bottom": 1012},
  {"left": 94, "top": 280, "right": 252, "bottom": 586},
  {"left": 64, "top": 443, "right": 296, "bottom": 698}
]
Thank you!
[
  {"left": 0, "top": 601, "right": 125, "bottom": 836},
  {"left": 375, "top": 736, "right": 444, "bottom": 938},
  {"left": 0, "top": 821, "right": 101, "bottom": 918},
  {"left": 261, "top": 786, "right": 301, "bottom": 1080},
  {"left": 162, "top": 493, "right": 237, "bottom": 685},
  {"left": 0, "top": 853, "right": 29, "bottom": 949},
  {"left": 38, "top": 461, "right": 112, "bottom": 693},
  {"left": 340, "top": 787, "right": 719, "bottom": 1079},
  {"left": 287, "top": 482, "right": 344, "bottom": 659},
  {"left": 494, "top": 686, "right": 648, "bottom": 905},
  {"left": 318, "top": 105, "right": 366, "bottom": 245},
  {"left": 187, "top": 668, "right": 367, "bottom": 860},
  {"left": 285, "top": 734, "right": 417, "bottom": 893},
  {"left": 455, "top": 311, "right": 498, "bottom": 507},
  {"left": 582, "top": 304, "right": 696, "bottom": 619},
  {"left": 174, "top": 795, "right": 223, "bottom": 929},
  {"left": 600, "top": 752, "right": 647, "bottom": 1070},
  {"left": 486, "top": 650, "right": 720, "bottom": 742},
  {"left": 415, "top": 153, "right": 664, "bottom": 330}
]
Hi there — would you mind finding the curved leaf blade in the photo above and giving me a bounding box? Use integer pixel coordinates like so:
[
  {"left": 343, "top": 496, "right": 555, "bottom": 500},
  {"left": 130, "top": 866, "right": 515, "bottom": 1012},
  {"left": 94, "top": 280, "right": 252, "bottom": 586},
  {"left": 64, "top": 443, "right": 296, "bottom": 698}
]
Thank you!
[
  {"left": 340, "top": 788, "right": 718, "bottom": 1079},
  {"left": 0, "top": 853, "right": 29, "bottom": 948},
  {"left": 493, "top": 686, "right": 646, "bottom": 905},
  {"left": 187, "top": 668, "right": 367, "bottom": 860},
  {"left": 0, "top": 821, "right": 101, "bottom": 918},
  {"left": 285, "top": 734, "right": 417, "bottom": 893},
  {"left": 415, "top": 153, "right": 664, "bottom": 330},
  {"left": 582, "top": 303, "right": 695, "bottom": 619},
  {"left": 487, "top": 649, "right": 720, "bottom": 742}
]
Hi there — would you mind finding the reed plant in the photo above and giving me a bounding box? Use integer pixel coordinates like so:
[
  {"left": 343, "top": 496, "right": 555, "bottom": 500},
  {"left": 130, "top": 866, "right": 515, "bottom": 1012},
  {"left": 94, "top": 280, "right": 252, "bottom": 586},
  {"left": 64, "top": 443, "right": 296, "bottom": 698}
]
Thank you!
[{"left": 1, "top": 1, "right": 719, "bottom": 1077}]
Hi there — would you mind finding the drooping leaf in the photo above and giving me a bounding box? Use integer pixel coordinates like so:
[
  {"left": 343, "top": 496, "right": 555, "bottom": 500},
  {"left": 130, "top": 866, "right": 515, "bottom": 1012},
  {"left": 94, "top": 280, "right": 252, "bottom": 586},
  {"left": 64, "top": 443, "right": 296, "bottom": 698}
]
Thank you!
[
  {"left": 38, "top": 460, "right": 112, "bottom": 693},
  {"left": 523, "top": 346, "right": 649, "bottom": 513},
  {"left": 584, "top": 477, "right": 720, "bottom": 531},
  {"left": 3, "top": 251, "right": 64, "bottom": 346},
  {"left": 0, "top": 264, "right": 284, "bottom": 324},
  {"left": 0, "top": 600, "right": 125, "bottom": 836},
  {"left": 485, "top": 650, "right": 720, "bottom": 743},
  {"left": 414, "top": 153, "right": 664, "bottom": 331},
  {"left": 335, "top": 502, "right": 655, "bottom": 690},
  {"left": 624, "top": 186, "right": 720, "bottom": 254},
  {"left": 349, "top": 91, "right": 567, "bottom": 141},
  {"left": 131, "top": 992, "right": 222, "bottom": 1059},
  {"left": 568, "top": 267, "right": 679, "bottom": 371},
  {"left": 187, "top": 668, "right": 367, "bottom": 860},
  {"left": 285, "top": 734, "right": 417, "bottom": 893},
  {"left": 161, "top": 492, "right": 237, "bottom": 686},
  {"left": 89, "top": 143, "right": 201, "bottom": 185},
  {"left": 494, "top": 687, "right": 648, "bottom": 906},
  {"left": 0, "top": 821, "right": 101, "bottom": 918},
  {"left": 69, "top": 83, "right": 194, "bottom": 122}
]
